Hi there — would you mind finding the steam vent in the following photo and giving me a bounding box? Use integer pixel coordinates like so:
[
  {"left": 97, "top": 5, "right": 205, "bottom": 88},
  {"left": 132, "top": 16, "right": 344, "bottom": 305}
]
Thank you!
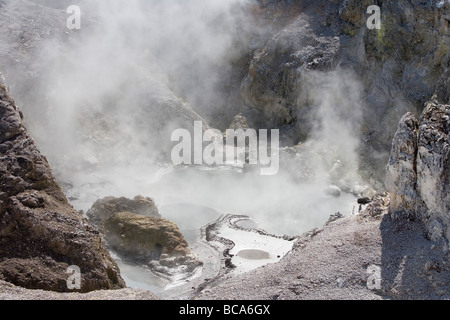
[{"left": 0, "top": 0, "right": 449, "bottom": 303}]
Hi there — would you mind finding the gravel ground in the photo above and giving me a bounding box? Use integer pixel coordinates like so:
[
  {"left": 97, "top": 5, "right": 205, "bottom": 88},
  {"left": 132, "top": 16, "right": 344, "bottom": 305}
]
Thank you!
[
  {"left": 196, "top": 212, "right": 449, "bottom": 300},
  {"left": 0, "top": 280, "right": 159, "bottom": 300},
  {"left": 1, "top": 211, "right": 448, "bottom": 300}
]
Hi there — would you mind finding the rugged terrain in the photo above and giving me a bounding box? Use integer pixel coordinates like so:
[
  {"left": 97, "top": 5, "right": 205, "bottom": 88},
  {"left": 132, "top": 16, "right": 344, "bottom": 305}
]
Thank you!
[
  {"left": 0, "top": 0, "right": 448, "bottom": 300},
  {"left": 198, "top": 206, "right": 449, "bottom": 300}
]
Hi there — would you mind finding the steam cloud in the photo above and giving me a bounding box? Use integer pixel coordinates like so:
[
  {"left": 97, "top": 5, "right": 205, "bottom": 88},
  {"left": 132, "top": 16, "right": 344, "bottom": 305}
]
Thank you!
[{"left": 0, "top": 0, "right": 370, "bottom": 237}]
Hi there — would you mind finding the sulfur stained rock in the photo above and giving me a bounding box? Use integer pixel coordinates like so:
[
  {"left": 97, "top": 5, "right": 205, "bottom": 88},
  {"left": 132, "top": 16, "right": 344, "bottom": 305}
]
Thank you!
[{"left": 104, "top": 212, "right": 190, "bottom": 260}]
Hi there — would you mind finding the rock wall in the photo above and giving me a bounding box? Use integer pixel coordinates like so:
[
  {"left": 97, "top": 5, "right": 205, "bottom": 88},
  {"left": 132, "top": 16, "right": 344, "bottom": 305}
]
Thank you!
[
  {"left": 386, "top": 101, "right": 449, "bottom": 250},
  {"left": 416, "top": 101, "right": 450, "bottom": 244},
  {"left": 0, "top": 83, "right": 125, "bottom": 292},
  {"left": 385, "top": 112, "right": 419, "bottom": 218},
  {"left": 240, "top": 0, "right": 449, "bottom": 183}
]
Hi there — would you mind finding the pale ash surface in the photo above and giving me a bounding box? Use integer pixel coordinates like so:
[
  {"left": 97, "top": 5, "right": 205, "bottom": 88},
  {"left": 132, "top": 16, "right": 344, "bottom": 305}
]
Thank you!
[{"left": 197, "top": 210, "right": 450, "bottom": 300}]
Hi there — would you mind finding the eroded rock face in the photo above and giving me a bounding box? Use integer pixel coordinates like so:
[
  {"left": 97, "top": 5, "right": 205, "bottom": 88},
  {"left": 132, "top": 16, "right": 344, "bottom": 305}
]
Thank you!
[
  {"left": 240, "top": 0, "right": 449, "bottom": 185},
  {"left": 416, "top": 101, "right": 450, "bottom": 243},
  {"left": 0, "top": 83, "right": 125, "bottom": 292},
  {"left": 385, "top": 112, "right": 419, "bottom": 219},
  {"left": 386, "top": 101, "right": 449, "bottom": 250},
  {"left": 241, "top": 0, "right": 343, "bottom": 129}
]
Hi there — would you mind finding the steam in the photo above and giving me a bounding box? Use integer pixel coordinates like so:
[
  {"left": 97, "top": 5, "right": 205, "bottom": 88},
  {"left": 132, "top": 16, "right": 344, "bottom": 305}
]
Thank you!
[
  {"left": 3, "top": 0, "right": 257, "bottom": 172},
  {"left": 296, "top": 69, "right": 366, "bottom": 190},
  {"left": 0, "top": 0, "right": 372, "bottom": 238}
]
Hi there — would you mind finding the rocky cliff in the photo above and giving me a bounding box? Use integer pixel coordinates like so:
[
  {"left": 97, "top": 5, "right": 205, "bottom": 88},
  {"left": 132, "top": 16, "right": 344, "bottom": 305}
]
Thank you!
[
  {"left": 239, "top": 0, "right": 449, "bottom": 184},
  {"left": 0, "top": 83, "right": 125, "bottom": 292},
  {"left": 386, "top": 101, "right": 450, "bottom": 250}
]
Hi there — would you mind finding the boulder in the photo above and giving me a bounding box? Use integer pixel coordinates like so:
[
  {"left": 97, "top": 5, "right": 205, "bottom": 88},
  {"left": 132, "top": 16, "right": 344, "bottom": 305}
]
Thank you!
[
  {"left": 87, "top": 195, "right": 202, "bottom": 276},
  {"left": 103, "top": 212, "right": 202, "bottom": 277},
  {"left": 0, "top": 83, "right": 125, "bottom": 292}
]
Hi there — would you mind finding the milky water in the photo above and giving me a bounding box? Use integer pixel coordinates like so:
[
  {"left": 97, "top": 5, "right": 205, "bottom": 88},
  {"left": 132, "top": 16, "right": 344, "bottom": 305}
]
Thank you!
[
  {"left": 62, "top": 164, "right": 358, "bottom": 296},
  {"left": 66, "top": 165, "right": 358, "bottom": 237}
]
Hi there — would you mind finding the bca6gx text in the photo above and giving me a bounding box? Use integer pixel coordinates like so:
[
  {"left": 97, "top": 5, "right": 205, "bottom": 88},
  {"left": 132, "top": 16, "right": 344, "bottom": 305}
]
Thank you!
[{"left": 223, "top": 304, "right": 270, "bottom": 315}]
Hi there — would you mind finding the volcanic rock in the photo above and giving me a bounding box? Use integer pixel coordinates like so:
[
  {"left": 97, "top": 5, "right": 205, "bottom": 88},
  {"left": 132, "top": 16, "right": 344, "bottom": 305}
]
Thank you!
[
  {"left": 385, "top": 112, "right": 419, "bottom": 219},
  {"left": 103, "top": 211, "right": 202, "bottom": 276},
  {"left": 386, "top": 101, "right": 449, "bottom": 250},
  {"left": 0, "top": 83, "right": 125, "bottom": 292}
]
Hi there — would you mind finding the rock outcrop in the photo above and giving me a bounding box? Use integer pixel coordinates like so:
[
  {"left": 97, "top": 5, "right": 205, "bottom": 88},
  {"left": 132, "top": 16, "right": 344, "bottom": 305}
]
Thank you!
[
  {"left": 104, "top": 211, "right": 192, "bottom": 261},
  {"left": 385, "top": 112, "right": 419, "bottom": 219},
  {"left": 239, "top": 0, "right": 449, "bottom": 185},
  {"left": 386, "top": 101, "right": 449, "bottom": 250},
  {"left": 0, "top": 83, "right": 125, "bottom": 292},
  {"left": 87, "top": 196, "right": 202, "bottom": 278},
  {"left": 104, "top": 211, "right": 202, "bottom": 277}
]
